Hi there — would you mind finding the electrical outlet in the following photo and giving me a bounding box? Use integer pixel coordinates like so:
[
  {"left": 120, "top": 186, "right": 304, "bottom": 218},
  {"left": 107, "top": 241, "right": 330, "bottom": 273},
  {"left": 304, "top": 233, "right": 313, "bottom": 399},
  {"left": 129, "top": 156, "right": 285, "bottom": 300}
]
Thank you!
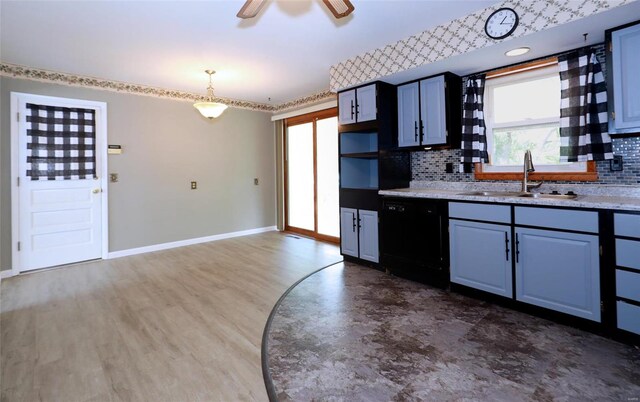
[
  {"left": 445, "top": 163, "right": 453, "bottom": 173},
  {"left": 254, "top": 178, "right": 259, "bottom": 185},
  {"left": 610, "top": 155, "right": 623, "bottom": 171},
  {"left": 191, "top": 181, "right": 197, "bottom": 190},
  {"left": 109, "top": 173, "right": 119, "bottom": 183}
]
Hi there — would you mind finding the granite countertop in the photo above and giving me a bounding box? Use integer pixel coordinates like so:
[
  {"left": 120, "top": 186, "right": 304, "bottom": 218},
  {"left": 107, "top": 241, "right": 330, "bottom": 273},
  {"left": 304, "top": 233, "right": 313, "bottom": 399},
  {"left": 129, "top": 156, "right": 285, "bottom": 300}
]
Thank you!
[{"left": 379, "top": 182, "right": 640, "bottom": 212}]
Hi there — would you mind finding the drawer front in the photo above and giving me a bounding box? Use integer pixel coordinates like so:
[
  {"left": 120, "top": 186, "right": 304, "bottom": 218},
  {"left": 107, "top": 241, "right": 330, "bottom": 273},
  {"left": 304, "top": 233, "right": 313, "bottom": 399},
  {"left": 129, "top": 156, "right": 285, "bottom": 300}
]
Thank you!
[
  {"left": 614, "top": 213, "right": 640, "bottom": 238},
  {"left": 616, "top": 269, "right": 640, "bottom": 302},
  {"left": 515, "top": 207, "right": 598, "bottom": 233},
  {"left": 617, "top": 301, "right": 640, "bottom": 335},
  {"left": 449, "top": 202, "right": 510, "bottom": 224},
  {"left": 616, "top": 239, "right": 640, "bottom": 271}
]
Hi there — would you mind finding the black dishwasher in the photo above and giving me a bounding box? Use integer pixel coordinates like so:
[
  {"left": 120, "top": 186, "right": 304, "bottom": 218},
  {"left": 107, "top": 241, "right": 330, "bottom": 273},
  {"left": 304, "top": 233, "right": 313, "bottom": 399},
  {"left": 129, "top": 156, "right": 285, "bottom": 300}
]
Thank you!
[{"left": 380, "top": 197, "right": 449, "bottom": 286}]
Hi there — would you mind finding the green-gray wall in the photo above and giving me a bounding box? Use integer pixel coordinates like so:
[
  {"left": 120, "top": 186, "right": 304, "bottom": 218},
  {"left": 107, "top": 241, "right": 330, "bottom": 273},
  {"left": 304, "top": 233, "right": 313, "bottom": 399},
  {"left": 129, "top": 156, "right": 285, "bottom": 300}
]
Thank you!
[{"left": 0, "top": 77, "right": 276, "bottom": 271}]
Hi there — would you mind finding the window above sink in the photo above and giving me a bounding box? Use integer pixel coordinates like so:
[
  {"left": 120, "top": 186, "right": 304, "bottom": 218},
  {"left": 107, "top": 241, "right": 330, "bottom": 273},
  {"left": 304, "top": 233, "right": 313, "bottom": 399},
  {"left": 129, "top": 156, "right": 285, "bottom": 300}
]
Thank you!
[{"left": 475, "top": 57, "right": 596, "bottom": 182}]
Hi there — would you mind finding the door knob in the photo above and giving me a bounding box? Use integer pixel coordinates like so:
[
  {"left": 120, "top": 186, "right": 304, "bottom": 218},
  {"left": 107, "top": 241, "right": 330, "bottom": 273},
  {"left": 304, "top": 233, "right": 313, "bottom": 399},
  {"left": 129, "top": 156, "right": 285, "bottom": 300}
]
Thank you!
[{"left": 92, "top": 188, "right": 101, "bottom": 194}]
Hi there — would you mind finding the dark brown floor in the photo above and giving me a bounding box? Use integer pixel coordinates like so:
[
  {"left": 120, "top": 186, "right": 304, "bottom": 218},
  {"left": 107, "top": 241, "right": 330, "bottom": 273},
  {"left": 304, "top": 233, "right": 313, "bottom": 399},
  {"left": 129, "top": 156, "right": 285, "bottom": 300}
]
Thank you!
[{"left": 265, "top": 262, "right": 640, "bottom": 401}]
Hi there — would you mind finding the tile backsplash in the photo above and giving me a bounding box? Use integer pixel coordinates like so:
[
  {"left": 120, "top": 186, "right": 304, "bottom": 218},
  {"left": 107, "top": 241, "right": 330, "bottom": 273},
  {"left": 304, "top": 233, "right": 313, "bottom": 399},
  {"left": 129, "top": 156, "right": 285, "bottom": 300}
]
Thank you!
[
  {"left": 411, "top": 43, "right": 640, "bottom": 186},
  {"left": 411, "top": 137, "right": 640, "bottom": 185},
  {"left": 596, "top": 136, "right": 640, "bottom": 184}
]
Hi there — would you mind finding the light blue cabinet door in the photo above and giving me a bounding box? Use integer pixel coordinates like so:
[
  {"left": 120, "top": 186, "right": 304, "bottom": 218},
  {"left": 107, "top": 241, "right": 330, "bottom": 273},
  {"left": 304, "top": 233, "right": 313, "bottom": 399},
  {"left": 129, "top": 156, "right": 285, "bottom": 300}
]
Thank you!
[
  {"left": 617, "top": 301, "right": 640, "bottom": 335},
  {"left": 356, "top": 84, "right": 377, "bottom": 123},
  {"left": 340, "top": 207, "right": 358, "bottom": 257},
  {"left": 420, "top": 75, "right": 447, "bottom": 145},
  {"left": 359, "top": 209, "right": 379, "bottom": 263},
  {"left": 397, "top": 82, "right": 420, "bottom": 147},
  {"left": 515, "top": 228, "right": 601, "bottom": 322},
  {"left": 449, "top": 219, "right": 512, "bottom": 297},
  {"left": 338, "top": 90, "right": 356, "bottom": 125},
  {"left": 612, "top": 22, "right": 640, "bottom": 130}
]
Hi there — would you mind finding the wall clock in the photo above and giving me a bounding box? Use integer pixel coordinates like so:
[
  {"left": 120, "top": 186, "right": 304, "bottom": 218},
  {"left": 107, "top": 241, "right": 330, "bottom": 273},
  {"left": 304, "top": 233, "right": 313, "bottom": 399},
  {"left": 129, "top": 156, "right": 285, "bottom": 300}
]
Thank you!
[{"left": 484, "top": 8, "right": 519, "bottom": 40}]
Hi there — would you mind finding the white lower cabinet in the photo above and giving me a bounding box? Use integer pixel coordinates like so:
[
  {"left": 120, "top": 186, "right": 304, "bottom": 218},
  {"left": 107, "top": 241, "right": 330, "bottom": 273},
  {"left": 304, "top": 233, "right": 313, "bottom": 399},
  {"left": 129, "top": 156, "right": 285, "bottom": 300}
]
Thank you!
[
  {"left": 340, "top": 207, "right": 379, "bottom": 263},
  {"left": 616, "top": 270, "right": 640, "bottom": 335},
  {"left": 340, "top": 208, "right": 359, "bottom": 258},
  {"left": 515, "top": 227, "right": 601, "bottom": 322},
  {"left": 614, "top": 212, "right": 640, "bottom": 335},
  {"left": 449, "top": 219, "right": 512, "bottom": 297},
  {"left": 617, "top": 301, "right": 640, "bottom": 335},
  {"left": 448, "top": 202, "right": 603, "bottom": 323}
]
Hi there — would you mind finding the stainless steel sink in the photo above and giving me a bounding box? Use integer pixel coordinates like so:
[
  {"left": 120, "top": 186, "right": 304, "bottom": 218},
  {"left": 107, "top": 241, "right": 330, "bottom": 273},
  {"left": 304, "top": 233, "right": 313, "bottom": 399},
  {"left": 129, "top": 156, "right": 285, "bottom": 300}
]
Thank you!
[
  {"left": 517, "top": 193, "right": 578, "bottom": 200},
  {"left": 458, "top": 191, "right": 523, "bottom": 197},
  {"left": 458, "top": 191, "right": 579, "bottom": 200}
]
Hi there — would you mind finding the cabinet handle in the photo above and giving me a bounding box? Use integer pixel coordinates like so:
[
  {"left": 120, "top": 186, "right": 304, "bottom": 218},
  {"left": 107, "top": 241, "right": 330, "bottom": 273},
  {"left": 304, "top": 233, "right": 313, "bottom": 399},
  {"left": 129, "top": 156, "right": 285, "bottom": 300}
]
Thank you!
[
  {"left": 420, "top": 119, "right": 425, "bottom": 143},
  {"left": 515, "top": 233, "right": 520, "bottom": 263},
  {"left": 350, "top": 100, "right": 354, "bottom": 119},
  {"left": 438, "top": 215, "right": 444, "bottom": 260},
  {"left": 505, "top": 232, "right": 510, "bottom": 261},
  {"left": 355, "top": 102, "right": 360, "bottom": 118},
  {"left": 414, "top": 121, "right": 418, "bottom": 142},
  {"left": 352, "top": 213, "right": 356, "bottom": 232},
  {"left": 358, "top": 217, "right": 362, "bottom": 230}
]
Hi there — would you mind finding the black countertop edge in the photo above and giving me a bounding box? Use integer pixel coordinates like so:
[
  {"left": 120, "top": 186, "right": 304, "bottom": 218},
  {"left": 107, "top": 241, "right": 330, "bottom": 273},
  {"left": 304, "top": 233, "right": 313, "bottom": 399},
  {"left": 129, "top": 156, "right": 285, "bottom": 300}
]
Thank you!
[{"left": 261, "top": 260, "right": 345, "bottom": 402}]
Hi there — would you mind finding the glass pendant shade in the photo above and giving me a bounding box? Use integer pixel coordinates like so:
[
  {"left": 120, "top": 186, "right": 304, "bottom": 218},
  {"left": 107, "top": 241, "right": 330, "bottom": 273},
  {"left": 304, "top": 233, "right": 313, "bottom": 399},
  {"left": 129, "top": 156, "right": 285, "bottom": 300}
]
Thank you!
[
  {"left": 194, "top": 70, "right": 227, "bottom": 119},
  {"left": 194, "top": 101, "right": 228, "bottom": 119}
]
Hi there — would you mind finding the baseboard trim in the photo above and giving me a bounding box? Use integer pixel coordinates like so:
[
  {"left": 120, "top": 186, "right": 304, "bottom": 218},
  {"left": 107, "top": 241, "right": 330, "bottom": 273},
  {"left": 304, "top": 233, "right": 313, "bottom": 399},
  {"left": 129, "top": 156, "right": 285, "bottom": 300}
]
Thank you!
[
  {"left": 107, "top": 226, "right": 278, "bottom": 259},
  {"left": 0, "top": 270, "right": 15, "bottom": 280}
]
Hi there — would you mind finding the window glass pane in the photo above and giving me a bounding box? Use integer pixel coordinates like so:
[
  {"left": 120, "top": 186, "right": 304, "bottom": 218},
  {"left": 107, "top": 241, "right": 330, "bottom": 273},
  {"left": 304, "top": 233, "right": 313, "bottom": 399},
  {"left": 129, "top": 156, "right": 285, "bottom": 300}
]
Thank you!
[
  {"left": 491, "top": 124, "right": 561, "bottom": 166},
  {"left": 316, "top": 117, "right": 339, "bottom": 238},
  {"left": 493, "top": 75, "right": 560, "bottom": 123},
  {"left": 286, "top": 123, "right": 314, "bottom": 231}
]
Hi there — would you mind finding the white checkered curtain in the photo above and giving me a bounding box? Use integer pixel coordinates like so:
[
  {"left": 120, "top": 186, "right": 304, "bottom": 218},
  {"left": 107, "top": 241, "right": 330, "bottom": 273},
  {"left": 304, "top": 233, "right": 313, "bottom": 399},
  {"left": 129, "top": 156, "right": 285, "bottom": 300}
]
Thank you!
[
  {"left": 26, "top": 103, "right": 96, "bottom": 180},
  {"left": 558, "top": 50, "right": 613, "bottom": 162},
  {"left": 460, "top": 75, "right": 488, "bottom": 167}
]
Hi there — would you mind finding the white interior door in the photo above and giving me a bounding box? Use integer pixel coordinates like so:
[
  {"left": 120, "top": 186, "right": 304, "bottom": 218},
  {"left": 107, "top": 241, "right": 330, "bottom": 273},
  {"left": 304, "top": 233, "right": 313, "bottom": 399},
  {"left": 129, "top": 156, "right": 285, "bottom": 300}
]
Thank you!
[{"left": 12, "top": 93, "right": 107, "bottom": 272}]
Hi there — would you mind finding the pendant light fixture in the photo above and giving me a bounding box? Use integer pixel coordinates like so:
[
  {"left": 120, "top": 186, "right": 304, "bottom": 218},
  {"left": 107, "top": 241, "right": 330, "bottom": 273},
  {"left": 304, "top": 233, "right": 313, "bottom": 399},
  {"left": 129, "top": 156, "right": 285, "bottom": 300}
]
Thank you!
[{"left": 193, "top": 70, "right": 228, "bottom": 119}]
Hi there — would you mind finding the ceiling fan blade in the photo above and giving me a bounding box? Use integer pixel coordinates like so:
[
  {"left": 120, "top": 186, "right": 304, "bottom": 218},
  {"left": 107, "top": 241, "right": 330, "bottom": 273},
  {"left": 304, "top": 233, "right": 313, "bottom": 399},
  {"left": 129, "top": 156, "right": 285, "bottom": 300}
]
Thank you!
[
  {"left": 237, "top": 0, "right": 267, "bottom": 19},
  {"left": 322, "top": 0, "right": 354, "bottom": 19}
]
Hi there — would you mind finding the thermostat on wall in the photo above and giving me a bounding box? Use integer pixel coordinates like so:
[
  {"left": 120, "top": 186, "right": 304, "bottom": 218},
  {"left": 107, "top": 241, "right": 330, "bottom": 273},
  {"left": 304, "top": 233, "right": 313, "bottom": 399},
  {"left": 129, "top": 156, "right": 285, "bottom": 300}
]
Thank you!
[{"left": 108, "top": 145, "right": 122, "bottom": 155}]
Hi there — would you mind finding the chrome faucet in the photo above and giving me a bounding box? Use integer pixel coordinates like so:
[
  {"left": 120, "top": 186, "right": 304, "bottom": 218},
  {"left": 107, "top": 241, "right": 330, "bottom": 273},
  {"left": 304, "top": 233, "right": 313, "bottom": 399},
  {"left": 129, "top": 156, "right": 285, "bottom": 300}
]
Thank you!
[{"left": 522, "top": 150, "right": 542, "bottom": 193}]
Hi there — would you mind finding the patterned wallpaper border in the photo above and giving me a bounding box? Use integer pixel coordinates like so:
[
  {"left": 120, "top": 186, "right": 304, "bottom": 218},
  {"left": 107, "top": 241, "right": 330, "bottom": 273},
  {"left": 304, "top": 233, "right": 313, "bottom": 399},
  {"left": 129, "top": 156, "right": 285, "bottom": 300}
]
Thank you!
[
  {"left": 329, "top": 0, "right": 632, "bottom": 91},
  {"left": 275, "top": 90, "right": 336, "bottom": 112},
  {"left": 0, "top": 62, "right": 336, "bottom": 114}
]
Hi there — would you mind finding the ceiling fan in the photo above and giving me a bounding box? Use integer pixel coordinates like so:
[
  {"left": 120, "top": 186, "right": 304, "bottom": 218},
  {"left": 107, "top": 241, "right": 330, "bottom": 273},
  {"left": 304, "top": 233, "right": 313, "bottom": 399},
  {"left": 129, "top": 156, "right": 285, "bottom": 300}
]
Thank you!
[{"left": 237, "top": 0, "right": 355, "bottom": 19}]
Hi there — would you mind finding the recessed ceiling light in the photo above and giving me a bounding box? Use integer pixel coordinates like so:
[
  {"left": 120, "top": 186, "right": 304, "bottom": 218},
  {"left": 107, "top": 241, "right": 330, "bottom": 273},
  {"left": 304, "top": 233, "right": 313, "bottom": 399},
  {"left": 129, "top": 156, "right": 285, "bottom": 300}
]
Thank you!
[{"left": 505, "top": 47, "right": 531, "bottom": 57}]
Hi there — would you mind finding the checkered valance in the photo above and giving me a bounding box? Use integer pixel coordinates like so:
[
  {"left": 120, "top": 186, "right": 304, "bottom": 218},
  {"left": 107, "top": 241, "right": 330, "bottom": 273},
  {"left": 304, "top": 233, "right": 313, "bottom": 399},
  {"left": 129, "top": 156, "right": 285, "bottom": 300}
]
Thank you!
[
  {"left": 26, "top": 103, "right": 96, "bottom": 180},
  {"left": 460, "top": 75, "right": 488, "bottom": 165},
  {"left": 558, "top": 50, "right": 613, "bottom": 162}
]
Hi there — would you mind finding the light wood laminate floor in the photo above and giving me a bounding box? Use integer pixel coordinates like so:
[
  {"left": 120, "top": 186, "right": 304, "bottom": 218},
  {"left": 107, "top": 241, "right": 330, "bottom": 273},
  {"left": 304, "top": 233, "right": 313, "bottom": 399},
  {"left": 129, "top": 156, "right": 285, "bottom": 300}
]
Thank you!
[{"left": 1, "top": 232, "right": 342, "bottom": 402}]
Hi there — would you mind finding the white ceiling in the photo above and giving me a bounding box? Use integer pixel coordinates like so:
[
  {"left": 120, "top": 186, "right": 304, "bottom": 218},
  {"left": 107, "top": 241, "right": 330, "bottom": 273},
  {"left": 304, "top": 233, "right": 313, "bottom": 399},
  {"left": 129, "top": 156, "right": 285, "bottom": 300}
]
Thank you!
[
  {"left": 0, "top": 0, "right": 497, "bottom": 105},
  {"left": 3, "top": 1, "right": 639, "bottom": 107}
]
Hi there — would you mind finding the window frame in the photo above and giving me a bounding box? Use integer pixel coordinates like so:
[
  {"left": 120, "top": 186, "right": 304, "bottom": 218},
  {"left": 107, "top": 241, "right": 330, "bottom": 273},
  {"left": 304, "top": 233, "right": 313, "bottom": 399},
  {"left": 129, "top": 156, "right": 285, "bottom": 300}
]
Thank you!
[{"left": 475, "top": 57, "right": 597, "bottom": 181}]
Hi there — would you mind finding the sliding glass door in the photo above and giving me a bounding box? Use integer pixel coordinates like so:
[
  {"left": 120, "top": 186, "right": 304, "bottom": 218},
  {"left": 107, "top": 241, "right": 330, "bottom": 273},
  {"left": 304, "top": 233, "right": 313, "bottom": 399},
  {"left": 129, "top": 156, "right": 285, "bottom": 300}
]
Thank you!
[
  {"left": 286, "top": 122, "right": 315, "bottom": 231},
  {"left": 285, "top": 108, "right": 339, "bottom": 242}
]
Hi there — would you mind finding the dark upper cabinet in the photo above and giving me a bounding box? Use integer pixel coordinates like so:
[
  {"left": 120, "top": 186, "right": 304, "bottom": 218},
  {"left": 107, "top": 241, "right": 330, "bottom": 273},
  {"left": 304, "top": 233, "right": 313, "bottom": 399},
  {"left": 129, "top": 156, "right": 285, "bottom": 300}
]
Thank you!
[
  {"left": 397, "top": 72, "right": 461, "bottom": 149},
  {"left": 606, "top": 20, "right": 640, "bottom": 134},
  {"left": 338, "top": 82, "right": 410, "bottom": 200},
  {"left": 337, "top": 82, "right": 411, "bottom": 265}
]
